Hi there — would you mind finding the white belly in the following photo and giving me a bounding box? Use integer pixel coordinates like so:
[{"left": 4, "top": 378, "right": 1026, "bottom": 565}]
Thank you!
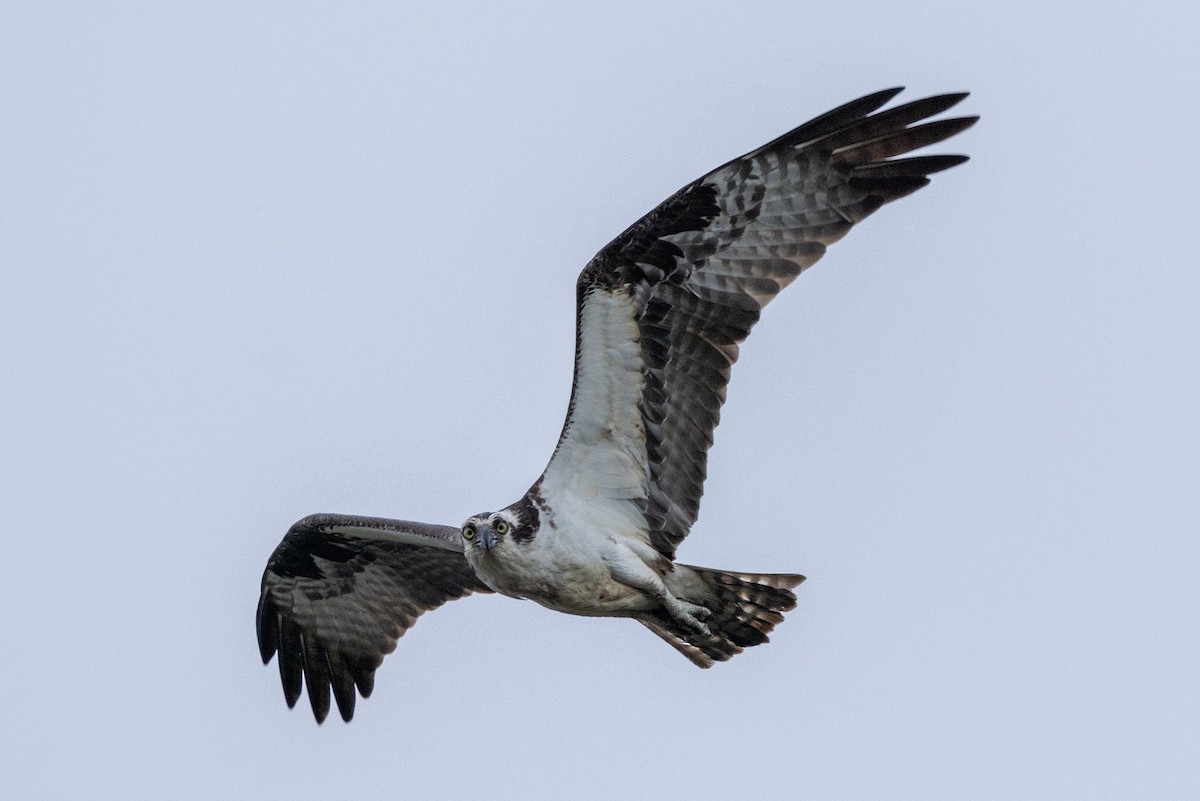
[{"left": 468, "top": 524, "right": 659, "bottom": 617}]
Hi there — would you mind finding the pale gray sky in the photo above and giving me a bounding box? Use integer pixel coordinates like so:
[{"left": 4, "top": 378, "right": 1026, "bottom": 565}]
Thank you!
[{"left": 3, "top": 2, "right": 1198, "bottom": 799}]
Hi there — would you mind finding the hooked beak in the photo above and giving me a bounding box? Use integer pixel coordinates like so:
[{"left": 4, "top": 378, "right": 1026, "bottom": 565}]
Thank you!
[{"left": 476, "top": 525, "right": 499, "bottom": 552}]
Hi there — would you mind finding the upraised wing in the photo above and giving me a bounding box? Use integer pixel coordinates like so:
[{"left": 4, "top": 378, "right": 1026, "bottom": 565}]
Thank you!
[
  {"left": 541, "top": 88, "right": 976, "bottom": 560},
  {"left": 256, "top": 514, "right": 491, "bottom": 722}
]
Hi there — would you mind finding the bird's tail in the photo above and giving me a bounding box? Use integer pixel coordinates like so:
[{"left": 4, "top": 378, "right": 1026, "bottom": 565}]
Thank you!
[{"left": 639, "top": 564, "right": 805, "bottom": 667}]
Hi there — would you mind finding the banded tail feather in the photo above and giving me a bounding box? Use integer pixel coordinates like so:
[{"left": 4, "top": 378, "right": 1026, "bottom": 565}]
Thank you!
[{"left": 640, "top": 565, "right": 806, "bottom": 667}]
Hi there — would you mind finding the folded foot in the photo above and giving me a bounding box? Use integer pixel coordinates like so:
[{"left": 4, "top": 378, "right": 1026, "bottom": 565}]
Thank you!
[{"left": 665, "top": 597, "right": 712, "bottom": 636}]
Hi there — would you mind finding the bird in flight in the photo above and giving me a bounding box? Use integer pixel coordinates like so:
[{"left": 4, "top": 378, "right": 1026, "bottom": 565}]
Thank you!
[{"left": 256, "top": 87, "right": 976, "bottom": 722}]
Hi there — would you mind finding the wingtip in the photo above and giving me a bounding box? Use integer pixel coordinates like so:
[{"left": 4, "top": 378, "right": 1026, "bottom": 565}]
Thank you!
[
  {"left": 943, "top": 115, "right": 981, "bottom": 140},
  {"left": 937, "top": 91, "right": 971, "bottom": 106},
  {"left": 929, "top": 115, "right": 981, "bottom": 139},
  {"left": 255, "top": 592, "right": 278, "bottom": 665},
  {"left": 308, "top": 687, "right": 331, "bottom": 724},
  {"left": 940, "top": 153, "right": 971, "bottom": 168},
  {"left": 864, "top": 86, "right": 906, "bottom": 108}
]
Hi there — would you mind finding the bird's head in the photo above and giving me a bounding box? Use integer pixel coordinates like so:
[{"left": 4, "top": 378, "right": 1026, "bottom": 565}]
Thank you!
[{"left": 460, "top": 508, "right": 530, "bottom": 555}]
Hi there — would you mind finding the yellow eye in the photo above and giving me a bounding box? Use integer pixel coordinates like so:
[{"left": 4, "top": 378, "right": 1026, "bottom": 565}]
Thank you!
[
  {"left": 462, "top": 525, "right": 476, "bottom": 540},
  {"left": 494, "top": 520, "right": 509, "bottom": 535}
]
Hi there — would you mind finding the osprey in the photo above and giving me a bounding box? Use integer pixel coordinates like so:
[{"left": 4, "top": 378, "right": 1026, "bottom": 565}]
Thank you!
[{"left": 256, "top": 88, "right": 976, "bottom": 722}]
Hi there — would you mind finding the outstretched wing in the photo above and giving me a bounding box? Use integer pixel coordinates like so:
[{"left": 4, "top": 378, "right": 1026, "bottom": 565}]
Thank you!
[
  {"left": 255, "top": 513, "right": 491, "bottom": 722},
  {"left": 540, "top": 88, "right": 976, "bottom": 560}
]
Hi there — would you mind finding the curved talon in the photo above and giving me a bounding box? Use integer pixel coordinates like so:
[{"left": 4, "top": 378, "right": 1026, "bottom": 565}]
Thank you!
[{"left": 669, "top": 599, "right": 713, "bottom": 635}]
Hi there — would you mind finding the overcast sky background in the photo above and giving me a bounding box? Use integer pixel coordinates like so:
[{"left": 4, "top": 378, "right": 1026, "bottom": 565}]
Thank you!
[{"left": 3, "top": 2, "right": 1197, "bottom": 799}]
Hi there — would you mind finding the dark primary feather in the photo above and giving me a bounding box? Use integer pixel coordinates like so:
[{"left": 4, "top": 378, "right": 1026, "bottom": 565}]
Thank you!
[
  {"left": 565, "top": 89, "right": 976, "bottom": 560},
  {"left": 256, "top": 514, "right": 491, "bottom": 722}
]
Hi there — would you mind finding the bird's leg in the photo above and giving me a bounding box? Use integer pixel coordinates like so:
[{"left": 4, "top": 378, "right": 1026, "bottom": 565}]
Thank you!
[
  {"left": 663, "top": 596, "right": 713, "bottom": 636},
  {"left": 605, "top": 550, "right": 712, "bottom": 636}
]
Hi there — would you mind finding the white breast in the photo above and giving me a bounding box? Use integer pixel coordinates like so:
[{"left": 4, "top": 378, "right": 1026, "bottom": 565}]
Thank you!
[{"left": 470, "top": 496, "right": 660, "bottom": 617}]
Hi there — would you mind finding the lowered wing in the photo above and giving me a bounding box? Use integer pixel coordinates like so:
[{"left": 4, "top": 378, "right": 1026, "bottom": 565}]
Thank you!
[{"left": 256, "top": 514, "right": 492, "bottom": 722}]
